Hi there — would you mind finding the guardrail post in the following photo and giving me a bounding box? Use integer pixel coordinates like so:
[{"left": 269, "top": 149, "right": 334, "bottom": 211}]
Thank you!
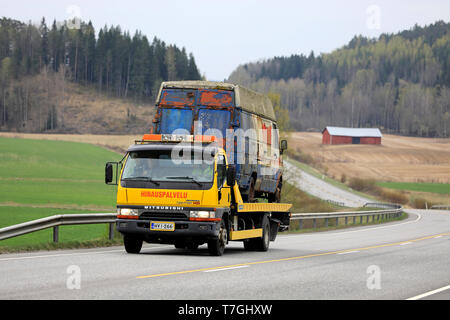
[
  {"left": 360, "top": 216, "right": 363, "bottom": 224},
  {"left": 353, "top": 216, "right": 356, "bottom": 224},
  {"left": 325, "top": 218, "right": 328, "bottom": 228},
  {"left": 108, "top": 223, "right": 115, "bottom": 240},
  {"left": 313, "top": 219, "right": 316, "bottom": 229},
  {"left": 53, "top": 226, "right": 59, "bottom": 243},
  {"left": 335, "top": 217, "right": 338, "bottom": 227},
  {"left": 345, "top": 217, "right": 348, "bottom": 225},
  {"left": 298, "top": 220, "right": 303, "bottom": 230}
]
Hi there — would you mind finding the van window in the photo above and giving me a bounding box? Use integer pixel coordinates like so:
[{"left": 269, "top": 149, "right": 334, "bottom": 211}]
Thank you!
[
  {"left": 241, "top": 112, "right": 254, "bottom": 131},
  {"left": 160, "top": 108, "right": 193, "bottom": 134},
  {"left": 198, "top": 109, "right": 231, "bottom": 138},
  {"left": 272, "top": 123, "right": 279, "bottom": 147}
]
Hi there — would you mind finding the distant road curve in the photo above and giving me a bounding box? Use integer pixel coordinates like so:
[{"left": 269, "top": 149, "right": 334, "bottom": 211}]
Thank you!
[{"left": 284, "top": 160, "right": 372, "bottom": 207}]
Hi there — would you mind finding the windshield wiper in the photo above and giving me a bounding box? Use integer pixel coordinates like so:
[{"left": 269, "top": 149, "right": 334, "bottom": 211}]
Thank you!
[
  {"left": 122, "top": 177, "right": 160, "bottom": 185},
  {"left": 166, "top": 176, "right": 202, "bottom": 186}
]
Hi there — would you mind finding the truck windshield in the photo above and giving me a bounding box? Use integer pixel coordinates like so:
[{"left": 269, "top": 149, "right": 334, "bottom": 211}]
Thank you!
[{"left": 122, "top": 150, "right": 214, "bottom": 183}]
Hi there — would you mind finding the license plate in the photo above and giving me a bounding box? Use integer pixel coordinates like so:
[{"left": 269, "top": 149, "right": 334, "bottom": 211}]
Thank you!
[{"left": 150, "top": 221, "right": 175, "bottom": 232}]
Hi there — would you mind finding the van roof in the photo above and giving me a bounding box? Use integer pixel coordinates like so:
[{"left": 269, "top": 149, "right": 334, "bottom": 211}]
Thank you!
[{"left": 157, "top": 81, "right": 277, "bottom": 122}]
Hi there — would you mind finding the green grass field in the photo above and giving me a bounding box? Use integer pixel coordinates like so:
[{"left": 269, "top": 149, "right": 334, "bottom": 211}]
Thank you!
[
  {"left": 377, "top": 182, "right": 450, "bottom": 195},
  {"left": 0, "top": 137, "right": 122, "bottom": 251}
]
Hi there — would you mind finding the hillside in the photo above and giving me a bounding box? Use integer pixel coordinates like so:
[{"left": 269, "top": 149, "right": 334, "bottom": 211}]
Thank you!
[
  {"left": 0, "top": 17, "right": 201, "bottom": 133},
  {"left": 288, "top": 132, "right": 450, "bottom": 185},
  {"left": 228, "top": 21, "right": 450, "bottom": 138},
  {"left": 0, "top": 77, "right": 156, "bottom": 134}
]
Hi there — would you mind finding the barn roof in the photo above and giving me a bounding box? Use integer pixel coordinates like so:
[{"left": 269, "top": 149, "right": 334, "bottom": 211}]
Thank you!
[{"left": 323, "top": 126, "right": 383, "bottom": 138}]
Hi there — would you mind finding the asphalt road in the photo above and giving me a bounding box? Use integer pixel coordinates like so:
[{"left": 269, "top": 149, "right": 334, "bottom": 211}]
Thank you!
[
  {"left": 284, "top": 161, "right": 372, "bottom": 207},
  {"left": 0, "top": 209, "right": 449, "bottom": 300}
]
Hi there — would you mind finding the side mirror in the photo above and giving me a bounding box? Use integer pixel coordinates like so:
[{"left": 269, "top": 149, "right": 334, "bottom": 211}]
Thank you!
[
  {"left": 226, "top": 165, "right": 236, "bottom": 187},
  {"left": 105, "top": 163, "right": 114, "bottom": 184},
  {"left": 280, "top": 140, "right": 288, "bottom": 154}
]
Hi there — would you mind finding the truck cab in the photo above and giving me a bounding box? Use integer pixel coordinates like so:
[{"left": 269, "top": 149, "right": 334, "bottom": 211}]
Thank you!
[{"left": 106, "top": 134, "right": 291, "bottom": 256}]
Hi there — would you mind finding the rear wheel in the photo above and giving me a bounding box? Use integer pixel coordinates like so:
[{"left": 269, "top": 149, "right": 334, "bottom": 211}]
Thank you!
[
  {"left": 123, "top": 235, "right": 143, "bottom": 254},
  {"left": 208, "top": 220, "right": 227, "bottom": 256},
  {"left": 254, "top": 215, "right": 270, "bottom": 252},
  {"left": 268, "top": 180, "right": 282, "bottom": 203}
]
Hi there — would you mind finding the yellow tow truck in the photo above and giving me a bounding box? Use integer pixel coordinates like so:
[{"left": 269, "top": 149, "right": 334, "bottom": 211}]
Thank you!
[{"left": 105, "top": 134, "right": 292, "bottom": 256}]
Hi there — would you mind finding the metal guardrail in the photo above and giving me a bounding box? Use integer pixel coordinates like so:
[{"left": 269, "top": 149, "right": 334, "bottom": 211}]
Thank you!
[
  {"left": 430, "top": 205, "right": 450, "bottom": 210},
  {"left": 0, "top": 202, "right": 403, "bottom": 243},
  {"left": 0, "top": 213, "right": 116, "bottom": 242},
  {"left": 290, "top": 202, "right": 402, "bottom": 229}
]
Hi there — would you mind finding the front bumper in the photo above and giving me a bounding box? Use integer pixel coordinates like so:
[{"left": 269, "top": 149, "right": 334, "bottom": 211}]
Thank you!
[{"left": 116, "top": 218, "right": 220, "bottom": 244}]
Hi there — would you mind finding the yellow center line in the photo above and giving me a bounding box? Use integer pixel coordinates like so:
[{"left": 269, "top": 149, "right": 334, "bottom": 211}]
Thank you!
[{"left": 136, "top": 231, "right": 450, "bottom": 279}]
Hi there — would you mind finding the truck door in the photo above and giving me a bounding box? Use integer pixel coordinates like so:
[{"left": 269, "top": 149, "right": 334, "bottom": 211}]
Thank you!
[{"left": 217, "top": 154, "right": 231, "bottom": 206}]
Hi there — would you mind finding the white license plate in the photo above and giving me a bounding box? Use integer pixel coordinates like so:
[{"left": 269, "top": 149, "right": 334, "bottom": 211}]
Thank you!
[{"left": 150, "top": 221, "right": 175, "bottom": 232}]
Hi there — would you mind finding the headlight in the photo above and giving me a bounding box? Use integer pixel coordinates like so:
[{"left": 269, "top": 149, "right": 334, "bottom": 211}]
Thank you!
[
  {"left": 190, "top": 210, "right": 215, "bottom": 219},
  {"left": 117, "top": 208, "right": 139, "bottom": 216}
]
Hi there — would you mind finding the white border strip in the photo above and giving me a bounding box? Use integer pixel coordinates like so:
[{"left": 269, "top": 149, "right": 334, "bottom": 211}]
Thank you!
[
  {"left": 407, "top": 285, "right": 450, "bottom": 300},
  {"left": 203, "top": 265, "right": 249, "bottom": 273}
]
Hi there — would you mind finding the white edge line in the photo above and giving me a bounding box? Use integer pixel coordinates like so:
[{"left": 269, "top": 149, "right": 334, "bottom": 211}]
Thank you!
[
  {"left": 203, "top": 265, "right": 249, "bottom": 273},
  {"left": 337, "top": 250, "right": 360, "bottom": 255},
  {"left": 0, "top": 245, "right": 168, "bottom": 262},
  {"left": 407, "top": 285, "right": 450, "bottom": 300}
]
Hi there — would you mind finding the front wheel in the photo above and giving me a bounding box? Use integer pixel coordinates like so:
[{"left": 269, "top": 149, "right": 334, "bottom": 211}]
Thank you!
[
  {"left": 208, "top": 220, "right": 227, "bottom": 256},
  {"left": 124, "top": 235, "right": 143, "bottom": 254}
]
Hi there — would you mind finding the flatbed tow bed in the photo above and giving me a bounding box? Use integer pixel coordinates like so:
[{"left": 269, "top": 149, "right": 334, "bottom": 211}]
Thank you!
[{"left": 105, "top": 134, "right": 292, "bottom": 256}]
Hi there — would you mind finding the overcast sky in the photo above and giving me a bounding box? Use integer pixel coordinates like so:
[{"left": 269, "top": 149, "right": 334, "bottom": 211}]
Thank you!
[{"left": 2, "top": 0, "right": 450, "bottom": 80}]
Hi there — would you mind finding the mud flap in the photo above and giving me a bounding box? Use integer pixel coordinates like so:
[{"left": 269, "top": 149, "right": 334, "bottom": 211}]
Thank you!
[{"left": 269, "top": 218, "right": 280, "bottom": 241}]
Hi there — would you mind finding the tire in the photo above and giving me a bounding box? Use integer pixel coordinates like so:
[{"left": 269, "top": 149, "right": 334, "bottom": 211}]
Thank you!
[
  {"left": 208, "top": 219, "right": 227, "bottom": 256},
  {"left": 174, "top": 240, "right": 186, "bottom": 249},
  {"left": 243, "top": 239, "right": 256, "bottom": 251},
  {"left": 186, "top": 242, "right": 199, "bottom": 250},
  {"left": 268, "top": 187, "right": 281, "bottom": 203},
  {"left": 124, "top": 235, "right": 143, "bottom": 254},
  {"left": 254, "top": 215, "right": 270, "bottom": 252}
]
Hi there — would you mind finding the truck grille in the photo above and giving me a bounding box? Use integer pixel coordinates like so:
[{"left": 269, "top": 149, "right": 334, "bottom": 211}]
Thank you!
[{"left": 139, "top": 211, "right": 188, "bottom": 221}]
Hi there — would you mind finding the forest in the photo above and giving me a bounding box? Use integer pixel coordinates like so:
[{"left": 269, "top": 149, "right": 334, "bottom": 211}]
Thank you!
[
  {"left": 228, "top": 21, "right": 450, "bottom": 137},
  {"left": 0, "top": 17, "right": 202, "bottom": 132}
]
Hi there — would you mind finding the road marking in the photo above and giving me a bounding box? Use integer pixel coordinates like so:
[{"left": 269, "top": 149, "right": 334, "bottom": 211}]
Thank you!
[
  {"left": 399, "top": 242, "right": 412, "bottom": 246},
  {"left": 337, "top": 250, "right": 360, "bottom": 255},
  {"left": 0, "top": 245, "right": 168, "bottom": 262},
  {"left": 434, "top": 236, "right": 442, "bottom": 239},
  {"left": 407, "top": 285, "right": 450, "bottom": 300},
  {"left": 203, "top": 265, "right": 249, "bottom": 273},
  {"left": 136, "top": 231, "right": 450, "bottom": 280}
]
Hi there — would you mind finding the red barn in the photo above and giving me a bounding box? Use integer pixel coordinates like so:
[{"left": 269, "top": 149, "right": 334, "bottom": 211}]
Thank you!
[{"left": 322, "top": 127, "right": 382, "bottom": 145}]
